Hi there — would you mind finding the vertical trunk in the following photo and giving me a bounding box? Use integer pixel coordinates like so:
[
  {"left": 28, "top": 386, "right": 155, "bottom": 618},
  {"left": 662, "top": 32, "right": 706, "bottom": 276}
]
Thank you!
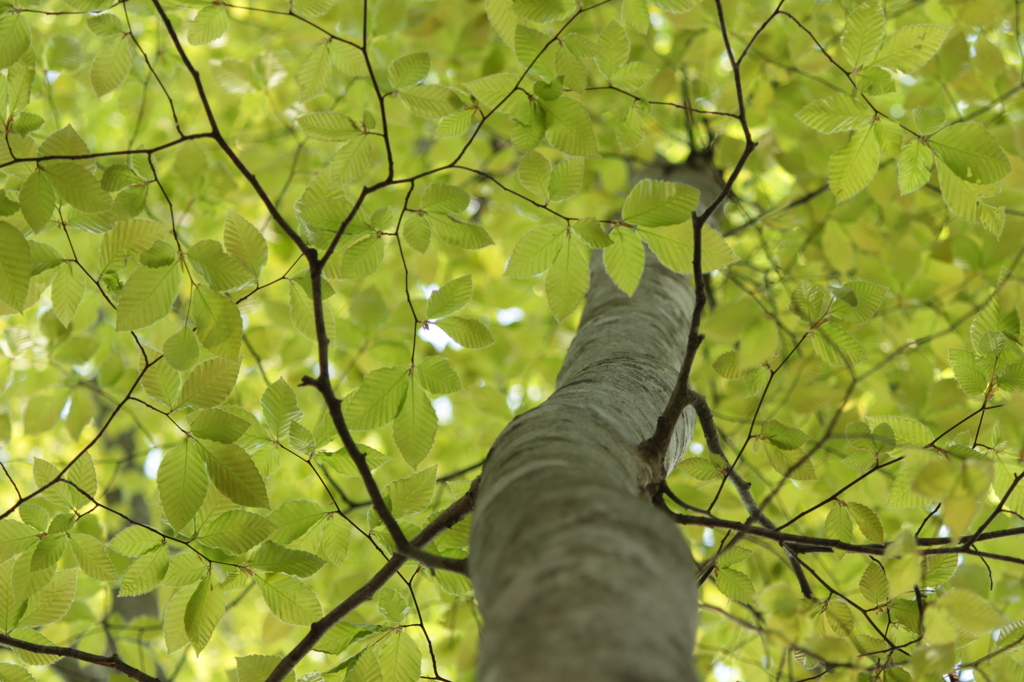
[{"left": 470, "top": 162, "right": 718, "bottom": 682}]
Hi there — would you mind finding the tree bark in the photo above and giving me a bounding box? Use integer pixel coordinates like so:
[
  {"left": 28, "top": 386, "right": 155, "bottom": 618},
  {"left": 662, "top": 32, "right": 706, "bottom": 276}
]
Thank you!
[{"left": 470, "top": 162, "right": 718, "bottom": 682}]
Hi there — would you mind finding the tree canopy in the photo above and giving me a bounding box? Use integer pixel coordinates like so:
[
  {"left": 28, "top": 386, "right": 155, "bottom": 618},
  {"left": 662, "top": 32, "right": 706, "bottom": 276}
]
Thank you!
[{"left": 0, "top": 0, "right": 1023, "bottom": 680}]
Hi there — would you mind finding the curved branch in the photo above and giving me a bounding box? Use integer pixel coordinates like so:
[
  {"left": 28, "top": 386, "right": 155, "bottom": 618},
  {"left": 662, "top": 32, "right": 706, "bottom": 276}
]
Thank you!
[{"left": 0, "top": 633, "right": 161, "bottom": 682}]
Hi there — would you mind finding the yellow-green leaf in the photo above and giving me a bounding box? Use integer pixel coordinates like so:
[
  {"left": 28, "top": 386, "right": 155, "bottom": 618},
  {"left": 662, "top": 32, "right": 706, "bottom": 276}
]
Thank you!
[{"left": 116, "top": 264, "right": 180, "bottom": 331}]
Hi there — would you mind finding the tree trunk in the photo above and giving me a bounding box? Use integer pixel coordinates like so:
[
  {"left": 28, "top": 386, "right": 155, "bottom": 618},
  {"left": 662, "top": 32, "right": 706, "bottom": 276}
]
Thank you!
[{"left": 470, "top": 161, "right": 719, "bottom": 682}]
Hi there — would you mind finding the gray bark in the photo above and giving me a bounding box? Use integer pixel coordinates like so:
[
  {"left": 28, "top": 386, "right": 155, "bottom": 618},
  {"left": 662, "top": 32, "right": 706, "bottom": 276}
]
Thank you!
[{"left": 470, "top": 161, "right": 721, "bottom": 682}]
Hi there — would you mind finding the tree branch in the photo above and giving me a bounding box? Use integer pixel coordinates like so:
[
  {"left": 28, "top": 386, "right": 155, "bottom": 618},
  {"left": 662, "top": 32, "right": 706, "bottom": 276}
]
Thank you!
[
  {"left": 0, "top": 633, "right": 161, "bottom": 682},
  {"left": 264, "top": 481, "right": 478, "bottom": 682}
]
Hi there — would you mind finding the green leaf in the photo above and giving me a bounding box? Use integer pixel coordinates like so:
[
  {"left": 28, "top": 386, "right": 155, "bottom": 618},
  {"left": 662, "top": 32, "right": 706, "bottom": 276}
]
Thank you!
[
  {"left": 44, "top": 161, "right": 110, "bottom": 213},
  {"left": 811, "top": 322, "right": 866, "bottom": 366},
  {"left": 262, "top": 379, "right": 302, "bottom": 440},
  {"left": 20, "top": 171, "right": 55, "bottom": 232},
  {"left": 929, "top": 122, "right": 1011, "bottom": 184},
  {"left": 936, "top": 159, "right": 1004, "bottom": 235},
  {"left": 573, "top": 217, "right": 612, "bottom": 248},
  {"left": 857, "top": 66, "right": 895, "bottom": 95},
  {"left": 293, "top": 0, "right": 335, "bottom": 18},
  {"left": 187, "top": 240, "right": 252, "bottom": 292},
  {"left": 416, "top": 356, "right": 463, "bottom": 395},
  {"left": 913, "top": 107, "right": 945, "bottom": 135},
  {"left": 164, "top": 327, "right": 201, "bottom": 372},
  {"left": 427, "top": 275, "right": 473, "bottom": 319},
  {"left": 430, "top": 216, "right": 494, "bottom": 249},
  {"left": 223, "top": 212, "right": 267, "bottom": 278},
  {"left": 31, "top": 534, "right": 67, "bottom": 572},
  {"left": 506, "top": 225, "right": 564, "bottom": 278},
  {"left": 401, "top": 212, "right": 430, "bottom": 251},
  {"left": 158, "top": 441, "right": 209, "bottom": 531},
  {"left": 510, "top": 98, "right": 547, "bottom": 152},
  {"left": 383, "top": 465, "right": 436, "bottom": 517},
  {"left": 178, "top": 357, "right": 239, "bottom": 409},
  {"left": 191, "top": 408, "right": 251, "bottom": 444},
  {"left": 68, "top": 533, "right": 117, "bottom": 581},
  {"left": 842, "top": 2, "right": 885, "bottom": 68},
  {"left": 164, "top": 553, "right": 208, "bottom": 587},
  {"left": 236, "top": 656, "right": 296, "bottom": 682},
  {"left": 543, "top": 98, "right": 599, "bottom": 157},
  {"left": 636, "top": 223, "right": 737, "bottom": 273},
  {"left": 141, "top": 358, "right": 180, "bottom": 407},
  {"left": 91, "top": 37, "right": 132, "bottom": 97},
  {"left": 612, "top": 62, "right": 658, "bottom": 91},
  {"left": 762, "top": 420, "right": 807, "bottom": 450},
  {"left": 935, "top": 590, "right": 1005, "bottom": 634},
  {"left": 255, "top": 573, "right": 322, "bottom": 625},
  {"left": 324, "top": 236, "right": 385, "bottom": 280},
  {"left": 268, "top": 500, "right": 325, "bottom": 545},
  {"left": 188, "top": 6, "right": 227, "bottom": 45},
  {"left": 19, "top": 569, "right": 76, "bottom": 628},
  {"left": 108, "top": 525, "right": 163, "bottom": 557},
  {"left": 199, "top": 510, "right": 277, "bottom": 555},
  {"left": 434, "top": 317, "right": 495, "bottom": 349},
  {"left": 205, "top": 443, "right": 270, "bottom": 508},
  {"left": 378, "top": 631, "right": 421, "bottom": 682},
  {"left": 796, "top": 94, "right": 875, "bottom": 134},
  {"left": 115, "top": 264, "right": 180, "bottom": 331},
  {"left": 437, "top": 109, "right": 477, "bottom": 138},
  {"left": 897, "top": 139, "right": 932, "bottom": 195},
  {"left": 997, "top": 362, "right": 1024, "bottom": 392},
  {"left": 393, "top": 382, "right": 437, "bottom": 468},
  {"left": 0, "top": 222, "right": 32, "bottom": 311},
  {"left": 766, "top": 443, "right": 816, "bottom": 480},
  {"left": 518, "top": 151, "right": 551, "bottom": 202},
  {"left": 185, "top": 575, "right": 225, "bottom": 653},
  {"left": 420, "top": 184, "right": 470, "bottom": 214},
  {"left": 620, "top": 0, "right": 649, "bottom": 32},
  {"left": 484, "top": 0, "right": 517, "bottom": 45},
  {"left": 847, "top": 502, "right": 884, "bottom": 543},
  {"left": 603, "top": 227, "right": 645, "bottom": 296},
  {"left": 829, "top": 126, "right": 880, "bottom": 202},
  {"left": 50, "top": 263, "right": 86, "bottom": 327},
  {"left": 119, "top": 545, "right": 170, "bottom": 596},
  {"left": 649, "top": 0, "right": 698, "bottom": 11},
  {"left": 389, "top": 52, "right": 429, "bottom": 88},
  {"left": 597, "top": 21, "right": 629, "bottom": 77},
  {"left": 860, "top": 557, "right": 884, "bottom": 602},
  {"left": 297, "top": 113, "right": 361, "bottom": 142},
  {"left": 825, "top": 505, "right": 853, "bottom": 543},
  {"left": 0, "top": 14, "right": 30, "bottom": 70},
  {"left": 344, "top": 367, "right": 410, "bottom": 430},
  {"left": 866, "top": 416, "right": 933, "bottom": 446},
  {"left": 192, "top": 284, "right": 241, "bottom": 358},
  {"left": 399, "top": 85, "right": 461, "bottom": 118},
  {"left": 513, "top": 0, "right": 569, "bottom": 22},
  {"left": 678, "top": 457, "right": 723, "bottom": 481},
  {"left": 298, "top": 43, "right": 332, "bottom": 101},
  {"left": 99, "top": 219, "right": 169, "bottom": 271},
  {"left": 715, "top": 567, "right": 755, "bottom": 602},
  {"left": 0, "top": 662, "right": 34, "bottom": 682},
  {"left": 87, "top": 12, "right": 122, "bottom": 37},
  {"left": 0, "top": 521, "right": 38, "bottom": 561},
  {"left": 549, "top": 157, "right": 583, "bottom": 202},
  {"left": 465, "top": 73, "right": 519, "bottom": 110},
  {"left": 712, "top": 350, "right": 755, "bottom": 379},
  {"left": 869, "top": 24, "right": 949, "bottom": 72},
  {"left": 623, "top": 179, "right": 700, "bottom": 227},
  {"left": 830, "top": 280, "right": 887, "bottom": 325},
  {"left": 248, "top": 542, "right": 326, "bottom": 577},
  {"left": 545, "top": 236, "right": 588, "bottom": 321},
  {"left": 320, "top": 515, "right": 351, "bottom": 567}
]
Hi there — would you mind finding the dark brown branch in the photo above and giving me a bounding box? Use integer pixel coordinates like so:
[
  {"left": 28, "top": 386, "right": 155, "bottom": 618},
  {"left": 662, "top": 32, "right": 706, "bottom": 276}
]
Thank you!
[
  {"left": 0, "top": 633, "right": 161, "bottom": 682},
  {"left": 264, "top": 481, "right": 478, "bottom": 682}
]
